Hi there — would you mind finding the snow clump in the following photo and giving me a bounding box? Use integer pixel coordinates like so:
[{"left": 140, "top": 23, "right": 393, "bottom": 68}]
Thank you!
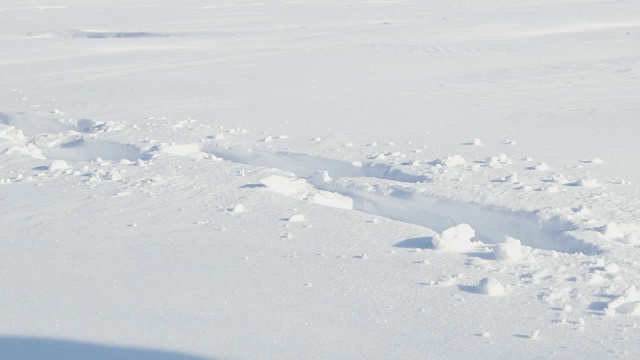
[
  {"left": 493, "top": 237, "right": 522, "bottom": 261},
  {"left": 477, "top": 277, "right": 506, "bottom": 296},
  {"left": 431, "top": 224, "right": 477, "bottom": 251},
  {"left": 288, "top": 214, "right": 305, "bottom": 222},
  {"left": 49, "top": 160, "right": 69, "bottom": 171},
  {"left": 434, "top": 154, "right": 465, "bottom": 167}
]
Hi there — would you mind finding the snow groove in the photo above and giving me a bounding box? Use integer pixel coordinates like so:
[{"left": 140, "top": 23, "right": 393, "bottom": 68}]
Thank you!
[
  {"left": 312, "top": 177, "right": 600, "bottom": 255},
  {"left": 209, "top": 146, "right": 601, "bottom": 255},
  {"left": 202, "top": 146, "right": 430, "bottom": 183}
]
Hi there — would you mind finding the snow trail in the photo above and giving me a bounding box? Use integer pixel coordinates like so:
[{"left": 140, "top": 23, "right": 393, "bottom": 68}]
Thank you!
[
  {"left": 203, "top": 146, "right": 430, "bottom": 183},
  {"left": 207, "top": 146, "right": 601, "bottom": 255}
]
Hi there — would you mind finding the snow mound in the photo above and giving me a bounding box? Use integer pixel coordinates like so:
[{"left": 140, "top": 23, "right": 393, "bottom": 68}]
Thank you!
[
  {"left": 477, "top": 277, "right": 506, "bottom": 296},
  {"left": 431, "top": 224, "right": 476, "bottom": 251}
]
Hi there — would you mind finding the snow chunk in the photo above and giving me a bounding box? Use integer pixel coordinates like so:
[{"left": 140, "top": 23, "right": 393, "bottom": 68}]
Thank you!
[
  {"left": 477, "top": 277, "right": 506, "bottom": 296},
  {"left": 607, "top": 286, "right": 640, "bottom": 314},
  {"left": 604, "top": 262, "right": 621, "bottom": 274},
  {"left": 434, "top": 154, "right": 465, "bottom": 167},
  {"left": 49, "top": 160, "right": 69, "bottom": 171},
  {"left": 232, "top": 204, "right": 245, "bottom": 213},
  {"left": 308, "top": 171, "right": 332, "bottom": 185},
  {"left": 260, "top": 175, "right": 312, "bottom": 195},
  {"left": 598, "top": 223, "right": 624, "bottom": 240},
  {"left": 532, "top": 163, "right": 550, "bottom": 171},
  {"left": 431, "top": 224, "right": 476, "bottom": 252},
  {"left": 575, "top": 178, "right": 600, "bottom": 188},
  {"left": 158, "top": 143, "right": 208, "bottom": 159},
  {"left": 288, "top": 214, "right": 305, "bottom": 222},
  {"left": 311, "top": 191, "right": 353, "bottom": 210},
  {"left": 486, "top": 153, "right": 511, "bottom": 167},
  {"left": 494, "top": 237, "right": 522, "bottom": 261}
]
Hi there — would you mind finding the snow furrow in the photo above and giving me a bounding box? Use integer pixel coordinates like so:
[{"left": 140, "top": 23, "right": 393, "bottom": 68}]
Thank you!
[
  {"left": 207, "top": 146, "right": 601, "bottom": 255},
  {"left": 202, "top": 146, "right": 431, "bottom": 183}
]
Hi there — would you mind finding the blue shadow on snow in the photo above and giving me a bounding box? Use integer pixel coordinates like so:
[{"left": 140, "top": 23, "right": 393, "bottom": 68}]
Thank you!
[{"left": 0, "top": 336, "right": 213, "bottom": 360}]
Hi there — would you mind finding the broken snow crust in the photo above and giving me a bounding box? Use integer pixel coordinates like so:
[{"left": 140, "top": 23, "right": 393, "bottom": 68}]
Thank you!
[{"left": 1, "top": 0, "right": 640, "bottom": 359}]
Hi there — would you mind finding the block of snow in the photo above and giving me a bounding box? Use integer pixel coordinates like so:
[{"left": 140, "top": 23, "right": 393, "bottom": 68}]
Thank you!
[
  {"left": 532, "top": 163, "right": 550, "bottom": 171},
  {"left": 607, "top": 286, "right": 640, "bottom": 314},
  {"left": 308, "top": 171, "right": 332, "bottom": 185},
  {"left": 494, "top": 237, "right": 522, "bottom": 261},
  {"left": 598, "top": 223, "right": 624, "bottom": 240},
  {"left": 288, "top": 214, "right": 305, "bottom": 222},
  {"left": 311, "top": 191, "right": 353, "bottom": 210},
  {"left": 232, "top": 204, "right": 245, "bottom": 213},
  {"left": 603, "top": 262, "right": 621, "bottom": 274},
  {"left": 49, "top": 160, "right": 69, "bottom": 171},
  {"left": 477, "top": 277, "right": 506, "bottom": 296},
  {"left": 431, "top": 224, "right": 476, "bottom": 252},
  {"left": 260, "top": 175, "right": 312, "bottom": 195},
  {"left": 576, "top": 178, "right": 599, "bottom": 188},
  {"left": 434, "top": 154, "right": 465, "bottom": 167}
]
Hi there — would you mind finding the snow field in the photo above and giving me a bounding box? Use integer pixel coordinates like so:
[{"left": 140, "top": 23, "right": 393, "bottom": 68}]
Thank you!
[{"left": 2, "top": 0, "right": 640, "bottom": 358}]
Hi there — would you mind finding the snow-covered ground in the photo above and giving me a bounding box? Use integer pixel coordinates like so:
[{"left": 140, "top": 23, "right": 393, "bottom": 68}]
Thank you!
[{"left": 1, "top": 0, "right": 640, "bottom": 358}]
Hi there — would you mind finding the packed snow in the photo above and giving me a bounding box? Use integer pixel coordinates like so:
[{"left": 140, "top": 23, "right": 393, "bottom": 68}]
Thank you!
[{"left": 1, "top": 0, "right": 640, "bottom": 359}]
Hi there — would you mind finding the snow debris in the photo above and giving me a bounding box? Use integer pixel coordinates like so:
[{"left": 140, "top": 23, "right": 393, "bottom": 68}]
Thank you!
[
  {"left": 493, "top": 237, "right": 522, "bottom": 261},
  {"left": 431, "top": 224, "right": 477, "bottom": 252},
  {"left": 472, "top": 138, "right": 482, "bottom": 145},
  {"left": 498, "top": 173, "right": 518, "bottom": 183},
  {"left": 607, "top": 287, "right": 640, "bottom": 315},
  {"left": 598, "top": 223, "right": 624, "bottom": 240},
  {"left": 158, "top": 143, "right": 208, "bottom": 159},
  {"left": 548, "top": 174, "right": 569, "bottom": 184},
  {"left": 476, "top": 277, "right": 506, "bottom": 296},
  {"left": 260, "top": 175, "right": 311, "bottom": 195},
  {"left": 49, "top": 160, "right": 69, "bottom": 171},
  {"left": 231, "top": 204, "right": 245, "bottom": 213},
  {"left": 288, "top": 214, "right": 305, "bottom": 222},
  {"left": 589, "top": 157, "right": 603, "bottom": 164},
  {"left": 310, "top": 191, "right": 353, "bottom": 210},
  {"left": 530, "top": 330, "right": 540, "bottom": 340},
  {"left": 486, "top": 153, "right": 511, "bottom": 167},
  {"left": 604, "top": 262, "right": 621, "bottom": 274},
  {"left": 434, "top": 154, "right": 466, "bottom": 167},
  {"left": 575, "top": 178, "right": 600, "bottom": 188},
  {"left": 531, "top": 163, "right": 550, "bottom": 171},
  {"left": 309, "top": 171, "right": 332, "bottom": 185}
]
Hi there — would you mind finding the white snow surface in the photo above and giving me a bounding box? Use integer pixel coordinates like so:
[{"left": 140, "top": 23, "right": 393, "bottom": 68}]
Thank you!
[{"left": 1, "top": 0, "right": 640, "bottom": 359}]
